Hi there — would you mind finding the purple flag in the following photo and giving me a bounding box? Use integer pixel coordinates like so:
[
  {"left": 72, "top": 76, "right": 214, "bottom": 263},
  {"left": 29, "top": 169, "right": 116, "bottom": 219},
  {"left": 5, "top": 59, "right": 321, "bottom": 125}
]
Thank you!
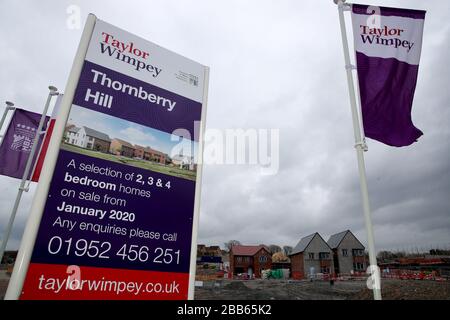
[
  {"left": 352, "top": 4, "right": 426, "bottom": 147},
  {"left": 0, "top": 108, "right": 49, "bottom": 180}
]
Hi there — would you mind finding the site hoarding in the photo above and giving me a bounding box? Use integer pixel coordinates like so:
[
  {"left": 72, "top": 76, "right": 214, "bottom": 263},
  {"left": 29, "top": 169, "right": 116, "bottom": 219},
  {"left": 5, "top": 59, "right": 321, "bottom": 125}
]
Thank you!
[{"left": 18, "top": 17, "right": 208, "bottom": 299}]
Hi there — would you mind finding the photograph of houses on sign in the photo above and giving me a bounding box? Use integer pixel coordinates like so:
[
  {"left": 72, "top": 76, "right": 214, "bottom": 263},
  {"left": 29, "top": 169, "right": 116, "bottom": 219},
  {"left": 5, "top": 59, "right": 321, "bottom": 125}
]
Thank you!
[{"left": 61, "top": 104, "right": 198, "bottom": 181}]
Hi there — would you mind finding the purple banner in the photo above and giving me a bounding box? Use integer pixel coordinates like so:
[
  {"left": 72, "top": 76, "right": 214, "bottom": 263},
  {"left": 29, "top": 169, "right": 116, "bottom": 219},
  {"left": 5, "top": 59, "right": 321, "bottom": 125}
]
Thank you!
[
  {"left": 355, "top": 52, "right": 423, "bottom": 146},
  {"left": 352, "top": 4, "right": 426, "bottom": 147},
  {"left": 352, "top": 4, "right": 426, "bottom": 19},
  {"left": 0, "top": 109, "right": 48, "bottom": 180}
]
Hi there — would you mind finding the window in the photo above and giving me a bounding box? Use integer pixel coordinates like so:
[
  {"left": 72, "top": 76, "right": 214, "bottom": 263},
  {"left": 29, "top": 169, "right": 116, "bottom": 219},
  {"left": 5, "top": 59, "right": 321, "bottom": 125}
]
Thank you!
[
  {"left": 259, "top": 255, "right": 267, "bottom": 263},
  {"left": 320, "top": 266, "right": 330, "bottom": 274},
  {"left": 319, "top": 252, "right": 330, "bottom": 260},
  {"left": 342, "top": 249, "right": 348, "bottom": 257},
  {"left": 236, "top": 256, "right": 251, "bottom": 264},
  {"left": 308, "top": 253, "right": 314, "bottom": 260},
  {"left": 352, "top": 249, "right": 364, "bottom": 257},
  {"left": 353, "top": 262, "right": 364, "bottom": 271}
]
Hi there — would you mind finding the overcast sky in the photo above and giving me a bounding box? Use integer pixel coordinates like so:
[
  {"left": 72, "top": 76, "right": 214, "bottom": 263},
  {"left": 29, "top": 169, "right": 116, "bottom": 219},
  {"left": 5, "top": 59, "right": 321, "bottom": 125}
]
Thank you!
[{"left": 0, "top": 0, "right": 449, "bottom": 253}]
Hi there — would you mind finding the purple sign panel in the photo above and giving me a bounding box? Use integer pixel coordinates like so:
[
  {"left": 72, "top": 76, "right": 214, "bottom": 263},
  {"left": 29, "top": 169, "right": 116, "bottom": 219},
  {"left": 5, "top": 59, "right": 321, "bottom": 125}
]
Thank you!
[
  {"left": 31, "top": 149, "right": 195, "bottom": 273},
  {"left": 73, "top": 60, "right": 202, "bottom": 141}
]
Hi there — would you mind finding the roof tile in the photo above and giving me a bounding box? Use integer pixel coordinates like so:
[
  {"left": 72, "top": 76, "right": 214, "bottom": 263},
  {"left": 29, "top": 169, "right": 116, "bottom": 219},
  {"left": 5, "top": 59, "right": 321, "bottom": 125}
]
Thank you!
[{"left": 231, "top": 245, "right": 269, "bottom": 256}]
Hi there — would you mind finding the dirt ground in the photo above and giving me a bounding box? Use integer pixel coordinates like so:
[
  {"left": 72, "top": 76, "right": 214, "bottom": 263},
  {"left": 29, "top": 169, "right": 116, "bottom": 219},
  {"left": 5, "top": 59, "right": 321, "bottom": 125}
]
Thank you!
[
  {"left": 194, "top": 279, "right": 450, "bottom": 300},
  {"left": 0, "top": 270, "right": 10, "bottom": 300},
  {"left": 350, "top": 279, "right": 450, "bottom": 300},
  {"left": 1, "top": 273, "right": 449, "bottom": 300}
]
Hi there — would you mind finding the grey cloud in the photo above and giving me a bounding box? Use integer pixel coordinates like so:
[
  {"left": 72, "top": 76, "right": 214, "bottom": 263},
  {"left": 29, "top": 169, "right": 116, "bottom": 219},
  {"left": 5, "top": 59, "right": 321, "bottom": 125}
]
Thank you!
[{"left": 0, "top": 0, "right": 449, "bottom": 254}]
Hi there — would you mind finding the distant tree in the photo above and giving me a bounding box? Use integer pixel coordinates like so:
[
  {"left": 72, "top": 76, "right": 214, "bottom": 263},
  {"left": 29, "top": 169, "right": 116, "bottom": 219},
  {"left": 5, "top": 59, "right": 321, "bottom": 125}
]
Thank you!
[
  {"left": 272, "top": 252, "right": 289, "bottom": 263},
  {"left": 377, "top": 250, "right": 395, "bottom": 261},
  {"left": 283, "top": 246, "right": 293, "bottom": 256},
  {"left": 394, "top": 251, "right": 406, "bottom": 258},
  {"left": 224, "top": 240, "right": 241, "bottom": 251},
  {"left": 430, "top": 248, "right": 450, "bottom": 256},
  {"left": 269, "top": 245, "right": 282, "bottom": 254}
]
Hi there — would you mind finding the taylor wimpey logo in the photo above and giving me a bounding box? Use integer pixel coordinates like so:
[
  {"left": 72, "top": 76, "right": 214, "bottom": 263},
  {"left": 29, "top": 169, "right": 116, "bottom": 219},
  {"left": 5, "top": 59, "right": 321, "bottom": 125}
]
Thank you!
[
  {"left": 360, "top": 25, "right": 414, "bottom": 52},
  {"left": 99, "top": 32, "right": 162, "bottom": 78}
]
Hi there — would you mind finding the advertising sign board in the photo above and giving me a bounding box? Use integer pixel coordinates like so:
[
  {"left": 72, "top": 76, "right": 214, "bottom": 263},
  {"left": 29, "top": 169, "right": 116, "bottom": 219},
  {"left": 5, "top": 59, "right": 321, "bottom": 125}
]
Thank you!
[{"left": 14, "top": 16, "right": 208, "bottom": 300}]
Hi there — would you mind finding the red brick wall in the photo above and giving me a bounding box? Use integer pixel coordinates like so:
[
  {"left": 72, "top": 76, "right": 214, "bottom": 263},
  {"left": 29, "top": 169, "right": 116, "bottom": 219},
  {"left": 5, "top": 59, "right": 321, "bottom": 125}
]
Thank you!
[
  {"left": 134, "top": 148, "right": 144, "bottom": 158},
  {"left": 353, "top": 256, "right": 366, "bottom": 271},
  {"left": 122, "top": 146, "right": 135, "bottom": 158},
  {"left": 93, "top": 139, "right": 110, "bottom": 153},
  {"left": 229, "top": 251, "right": 234, "bottom": 276},
  {"left": 230, "top": 253, "right": 253, "bottom": 278},
  {"left": 319, "top": 259, "right": 332, "bottom": 274},
  {"left": 253, "top": 249, "right": 272, "bottom": 278},
  {"left": 290, "top": 253, "right": 304, "bottom": 280},
  {"left": 229, "top": 249, "right": 272, "bottom": 278}
]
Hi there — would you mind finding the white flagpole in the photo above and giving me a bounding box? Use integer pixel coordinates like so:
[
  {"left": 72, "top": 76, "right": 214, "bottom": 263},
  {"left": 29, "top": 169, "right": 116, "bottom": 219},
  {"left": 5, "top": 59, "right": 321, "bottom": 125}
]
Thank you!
[
  {"left": 0, "top": 102, "right": 15, "bottom": 143},
  {"left": 24, "top": 93, "right": 63, "bottom": 192},
  {"left": 335, "top": 0, "right": 381, "bottom": 300},
  {"left": 0, "top": 87, "right": 58, "bottom": 266}
]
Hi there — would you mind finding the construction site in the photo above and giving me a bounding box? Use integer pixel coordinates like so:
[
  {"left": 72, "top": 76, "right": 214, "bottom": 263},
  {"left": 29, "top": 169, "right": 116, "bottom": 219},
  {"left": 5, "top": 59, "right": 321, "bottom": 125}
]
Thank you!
[
  {"left": 1, "top": 240, "right": 450, "bottom": 300},
  {"left": 194, "top": 279, "right": 450, "bottom": 300},
  {"left": 193, "top": 241, "right": 450, "bottom": 300}
]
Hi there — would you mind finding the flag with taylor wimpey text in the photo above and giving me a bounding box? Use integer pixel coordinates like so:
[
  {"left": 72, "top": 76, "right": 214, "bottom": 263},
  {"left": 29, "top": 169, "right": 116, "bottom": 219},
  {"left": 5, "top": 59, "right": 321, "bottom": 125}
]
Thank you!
[{"left": 352, "top": 4, "right": 426, "bottom": 147}]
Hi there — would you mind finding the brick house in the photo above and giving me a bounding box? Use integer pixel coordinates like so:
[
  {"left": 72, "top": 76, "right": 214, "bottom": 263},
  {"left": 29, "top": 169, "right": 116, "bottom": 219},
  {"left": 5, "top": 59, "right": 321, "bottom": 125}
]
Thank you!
[
  {"left": 327, "top": 230, "right": 366, "bottom": 275},
  {"left": 229, "top": 245, "right": 272, "bottom": 278},
  {"left": 110, "top": 138, "right": 135, "bottom": 158},
  {"left": 134, "top": 145, "right": 167, "bottom": 164},
  {"left": 134, "top": 145, "right": 146, "bottom": 159},
  {"left": 289, "top": 232, "right": 334, "bottom": 280},
  {"left": 144, "top": 146, "right": 167, "bottom": 164}
]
